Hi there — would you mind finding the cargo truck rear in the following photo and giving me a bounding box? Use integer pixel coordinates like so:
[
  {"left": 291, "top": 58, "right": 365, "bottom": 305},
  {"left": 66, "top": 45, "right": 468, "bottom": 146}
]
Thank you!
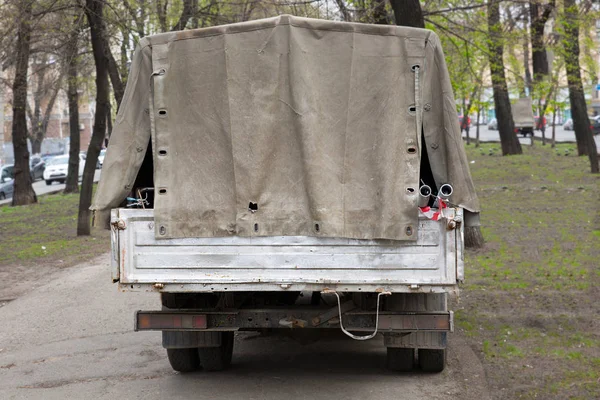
[{"left": 93, "top": 15, "right": 480, "bottom": 374}]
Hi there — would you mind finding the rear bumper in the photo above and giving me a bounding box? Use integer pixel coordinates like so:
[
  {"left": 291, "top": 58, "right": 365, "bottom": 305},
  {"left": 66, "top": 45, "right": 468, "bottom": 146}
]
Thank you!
[{"left": 135, "top": 309, "right": 453, "bottom": 333}]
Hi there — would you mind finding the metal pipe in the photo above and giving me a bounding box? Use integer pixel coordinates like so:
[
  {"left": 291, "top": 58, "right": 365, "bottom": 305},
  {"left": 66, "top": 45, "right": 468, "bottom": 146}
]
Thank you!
[
  {"left": 438, "top": 184, "right": 453, "bottom": 200},
  {"left": 418, "top": 185, "right": 431, "bottom": 207}
]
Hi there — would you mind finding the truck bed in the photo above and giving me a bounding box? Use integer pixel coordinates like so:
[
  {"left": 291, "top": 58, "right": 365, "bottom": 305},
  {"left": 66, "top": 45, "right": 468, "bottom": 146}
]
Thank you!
[{"left": 111, "top": 208, "right": 464, "bottom": 293}]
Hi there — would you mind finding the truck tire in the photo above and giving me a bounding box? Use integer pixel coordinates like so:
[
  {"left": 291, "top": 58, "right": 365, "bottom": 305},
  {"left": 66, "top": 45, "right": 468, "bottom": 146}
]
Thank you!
[
  {"left": 386, "top": 347, "right": 414, "bottom": 372},
  {"left": 166, "top": 348, "right": 200, "bottom": 373},
  {"left": 197, "top": 332, "right": 234, "bottom": 372},
  {"left": 418, "top": 349, "right": 446, "bottom": 372}
]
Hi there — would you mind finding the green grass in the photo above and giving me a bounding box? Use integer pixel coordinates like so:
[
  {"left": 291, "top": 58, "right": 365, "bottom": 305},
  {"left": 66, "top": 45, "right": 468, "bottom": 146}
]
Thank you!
[
  {"left": 458, "top": 142, "right": 600, "bottom": 399},
  {"left": 0, "top": 191, "right": 109, "bottom": 267}
]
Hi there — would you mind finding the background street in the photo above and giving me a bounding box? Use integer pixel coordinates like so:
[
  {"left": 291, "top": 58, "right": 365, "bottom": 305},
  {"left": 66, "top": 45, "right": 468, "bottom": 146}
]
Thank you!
[
  {"left": 0, "top": 169, "right": 101, "bottom": 206},
  {"left": 462, "top": 124, "right": 600, "bottom": 149}
]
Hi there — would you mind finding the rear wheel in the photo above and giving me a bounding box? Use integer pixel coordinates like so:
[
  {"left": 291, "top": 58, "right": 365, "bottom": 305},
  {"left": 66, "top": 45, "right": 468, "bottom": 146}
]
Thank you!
[
  {"left": 418, "top": 349, "right": 446, "bottom": 372},
  {"left": 166, "top": 348, "right": 200, "bottom": 373},
  {"left": 0, "top": 192, "right": 5, "bottom": 200},
  {"left": 386, "top": 347, "right": 414, "bottom": 372},
  {"left": 45, "top": 180, "right": 52, "bottom": 186},
  {"left": 197, "top": 332, "right": 234, "bottom": 371}
]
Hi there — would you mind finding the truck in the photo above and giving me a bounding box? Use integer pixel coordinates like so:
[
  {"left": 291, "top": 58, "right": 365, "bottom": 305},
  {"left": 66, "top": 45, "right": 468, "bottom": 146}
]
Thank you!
[
  {"left": 93, "top": 15, "right": 481, "bottom": 374},
  {"left": 513, "top": 97, "right": 536, "bottom": 137}
]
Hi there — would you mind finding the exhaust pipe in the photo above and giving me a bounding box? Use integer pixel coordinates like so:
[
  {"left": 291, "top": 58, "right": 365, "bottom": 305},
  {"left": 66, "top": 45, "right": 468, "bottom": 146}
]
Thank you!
[{"left": 418, "top": 185, "right": 432, "bottom": 207}]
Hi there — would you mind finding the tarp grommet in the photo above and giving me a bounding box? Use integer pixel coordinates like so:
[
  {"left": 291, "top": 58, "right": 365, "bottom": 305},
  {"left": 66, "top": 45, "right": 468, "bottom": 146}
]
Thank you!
[{"left": 411, "top": 64, "right": 420, "bottom": 72}]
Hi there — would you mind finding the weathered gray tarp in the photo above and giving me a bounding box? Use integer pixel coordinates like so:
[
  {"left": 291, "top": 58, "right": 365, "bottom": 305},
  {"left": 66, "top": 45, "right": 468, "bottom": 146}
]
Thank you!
[
  {"left": 92, "top": 15, "right": 480, "bottom": 240},
  {"left": 512, "top": 97, "right": 535, "bottom": 128}
]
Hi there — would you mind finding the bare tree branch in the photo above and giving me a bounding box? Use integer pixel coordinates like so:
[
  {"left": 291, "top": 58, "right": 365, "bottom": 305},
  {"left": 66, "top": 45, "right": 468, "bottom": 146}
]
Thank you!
[
  {"left": 172, "top": 0, "right": 194, "bottom": 31},
  {"left": 335, "top": 0, "right": 350, "bottom": 21}
]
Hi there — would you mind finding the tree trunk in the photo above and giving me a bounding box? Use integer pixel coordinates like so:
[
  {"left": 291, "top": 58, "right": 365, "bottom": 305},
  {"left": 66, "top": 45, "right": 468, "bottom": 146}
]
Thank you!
[
  {"left": 551, "top": 97, "right": 557, "bottom": 149},
  {"left": 79, "top": 0, "right": 110, "bottom": 235},
  {"left": 488, "top": 0, "right": 522, "bottom": 156},
  {"left": 563, "top": 0, "right": 599, "bottom": 173},
  {"left": 523, "top": 33, "right": 532, "bottom": 96},
  {"left": 191, "top": 0, "right": 199, "bottom": 28},
  {"left": 530, "top": 2, "right": 554, "bottom": 82},
  {"left": 29, "top": 61, "right": 44, "bottom": 155},
  {"left": 106, "top": 48, "right": 124, "bottom": 109},
  {"left": 156, "top": 0, "right": 168, "bottom": 32},
  {"left": 172, "top": 0, "right": 194, "bottom": 31},
  {"left": 475, "top": 103, "right": 481, "bottom": 148},
  {"left": 11, "top": 1, "right": 37, "bottom": 206},
  {"left": 32, "top": 126, "right": 42, "bottom": 154},
  {"left": 463, "top": 97, "right": 470, "bottom": 145},
  {"left": 65, "top": 16, "right": 81, "bottom": 194},
  {"left": 390, "top": 0, "right": 425, "bottom": 28},
  {"left": 372, "top": 0, "right": 389, "bottom": 25},
  {"left": 39, "top": 75, "right": 63, "bottom": 148}
]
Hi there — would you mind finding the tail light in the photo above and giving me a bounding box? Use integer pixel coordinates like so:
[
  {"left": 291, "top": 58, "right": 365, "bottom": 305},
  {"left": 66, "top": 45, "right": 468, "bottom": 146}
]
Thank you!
[{"left": 136, "top": 312, "right": 207, "bottom": 331}]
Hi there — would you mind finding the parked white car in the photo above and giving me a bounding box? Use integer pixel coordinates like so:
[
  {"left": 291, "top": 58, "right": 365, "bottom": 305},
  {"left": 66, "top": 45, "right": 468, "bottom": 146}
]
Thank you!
[
  {"left": 487, "top": 118, "right": 498, "bottom": 130},
  {"left": 43, "top": 154, "right": 86, "bottom": 185}
]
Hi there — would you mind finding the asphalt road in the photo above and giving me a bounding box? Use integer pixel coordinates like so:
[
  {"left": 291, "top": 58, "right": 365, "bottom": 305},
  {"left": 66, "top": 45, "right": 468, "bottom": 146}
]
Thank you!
[
  {"left": 0, "top": 169, "right": 101, "bottom": 206},
  {"left": 463, "top": 124, "right": 600, "bottom": 150},
  {"left": 0, "top": 255, "right": 491, "bottom": 400}
]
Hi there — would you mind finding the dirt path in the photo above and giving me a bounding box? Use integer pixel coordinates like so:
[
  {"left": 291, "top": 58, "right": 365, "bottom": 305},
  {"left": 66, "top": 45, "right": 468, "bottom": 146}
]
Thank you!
[{"left": 0, "top": 255, "right": 490, "bottom": 400}]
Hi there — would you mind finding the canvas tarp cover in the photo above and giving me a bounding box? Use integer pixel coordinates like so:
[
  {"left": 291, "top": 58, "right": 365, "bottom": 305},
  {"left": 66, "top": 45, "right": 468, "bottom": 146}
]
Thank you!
[
  {"left": 92, "top": 15, "right": 480, "bottom": 240},
  {"left": 512, "top": 97, "right": 535, "bottom": 127}
]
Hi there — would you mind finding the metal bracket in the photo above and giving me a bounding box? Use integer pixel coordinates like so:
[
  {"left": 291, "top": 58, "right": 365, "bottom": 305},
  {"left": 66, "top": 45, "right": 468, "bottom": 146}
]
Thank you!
[
  {"left": 322, "top": 289, "right": 391, "bottom": 341},
  {"left": 312, "top": 300, "right": 356, "bottom": 326}
]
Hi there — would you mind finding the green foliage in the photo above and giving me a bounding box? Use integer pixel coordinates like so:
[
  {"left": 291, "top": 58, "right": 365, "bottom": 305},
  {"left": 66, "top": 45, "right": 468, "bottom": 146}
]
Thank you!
[{"left": 424, "top": 0, "right": 490, "bottom": 113}]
